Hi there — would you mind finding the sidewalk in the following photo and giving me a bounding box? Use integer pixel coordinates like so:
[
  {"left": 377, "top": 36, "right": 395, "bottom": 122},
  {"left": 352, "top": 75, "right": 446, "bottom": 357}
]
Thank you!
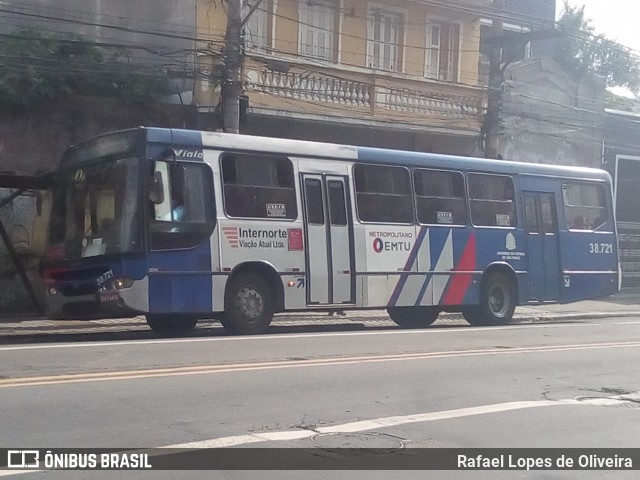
[
  {"left": 511, "top": 287, "right": 640, "bottom": 322},
  {"left": 0, "top": 289, "right": 639, "bottom": 337}
]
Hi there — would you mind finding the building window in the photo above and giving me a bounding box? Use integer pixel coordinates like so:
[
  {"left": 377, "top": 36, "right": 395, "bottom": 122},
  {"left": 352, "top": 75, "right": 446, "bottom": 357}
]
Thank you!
[
  {"left": 425, "top": 21, "right": 460, "bottom": 82},
  {"left": 479, "top": 21, "right": 530, "bottom": 84},
  {"left": 367, "top": 7, "right": 403, "bottom": 72},
  {"left": 299, "top": 0, "right": 336, "bottom": 61},
  {"left": 244, "top": 0, "right": 270, "bottom": 53}
]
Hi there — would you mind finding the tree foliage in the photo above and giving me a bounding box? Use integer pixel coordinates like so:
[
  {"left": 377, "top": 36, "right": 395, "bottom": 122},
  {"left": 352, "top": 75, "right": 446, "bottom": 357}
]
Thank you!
[
  {"left": 555, "top": 1, "right": 640, "bottom": 93},
  {"left": 0, "top": 29, "right": 172, "bottom": 111}
]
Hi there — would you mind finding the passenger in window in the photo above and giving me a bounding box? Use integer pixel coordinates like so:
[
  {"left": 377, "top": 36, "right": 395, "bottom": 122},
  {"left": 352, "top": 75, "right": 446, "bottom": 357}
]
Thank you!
[
  {"left": 572, "top": 216, "right": 586, "bottom": 229},
  {"left": 172, "top": 200, "right": 185, "bottom": 221},
  {"left": 160, "top": 196, "right": 185, "bottom": 222}
]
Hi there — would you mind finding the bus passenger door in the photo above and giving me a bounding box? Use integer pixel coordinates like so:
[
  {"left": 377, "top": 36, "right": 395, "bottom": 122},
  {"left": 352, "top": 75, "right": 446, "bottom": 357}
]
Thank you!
[
  {"left": 302, "top": 174, "right": 355, "bottom": 305},
  {"left": 523, "top": 192, "right": 561, "bottom": 301}
]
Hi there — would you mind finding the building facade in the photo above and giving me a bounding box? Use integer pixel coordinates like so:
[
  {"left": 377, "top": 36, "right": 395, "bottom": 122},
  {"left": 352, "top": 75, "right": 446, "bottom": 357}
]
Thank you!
[
  {"left": 196, "top": 0, "right": 499, "bottom": 154},
  {"left": 604, "top": 110, "right": 640, "bottom": 286},
  {"left": 195, "top": 0, "right": 557, "bottom": 154},
  {"left": 500, "top": 57, "right": 604, "bottom": 168}
]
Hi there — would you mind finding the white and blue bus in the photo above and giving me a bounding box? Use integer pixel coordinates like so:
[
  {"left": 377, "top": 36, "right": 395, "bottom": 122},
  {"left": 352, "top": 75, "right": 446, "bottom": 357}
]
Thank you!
[{"left": 42, "top": 127, "right": 620, "bottom": 335}]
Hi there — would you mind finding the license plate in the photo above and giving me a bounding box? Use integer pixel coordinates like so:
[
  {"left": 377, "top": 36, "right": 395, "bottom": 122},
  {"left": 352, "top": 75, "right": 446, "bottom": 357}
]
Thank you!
[{"left": 99, "top": 291, "right": 120, "bottom": 303}]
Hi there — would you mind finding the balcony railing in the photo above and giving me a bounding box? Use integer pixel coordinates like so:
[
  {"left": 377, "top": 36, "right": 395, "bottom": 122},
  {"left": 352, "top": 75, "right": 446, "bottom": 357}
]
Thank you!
[{"left": 245, "top": 59, "right": 486, "bottom": 131}]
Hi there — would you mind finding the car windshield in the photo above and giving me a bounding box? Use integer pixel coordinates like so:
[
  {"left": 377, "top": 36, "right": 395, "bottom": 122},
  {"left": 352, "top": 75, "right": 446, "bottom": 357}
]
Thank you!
[{"left": 48, "top": 156, "right": 141, "bottom": 261}]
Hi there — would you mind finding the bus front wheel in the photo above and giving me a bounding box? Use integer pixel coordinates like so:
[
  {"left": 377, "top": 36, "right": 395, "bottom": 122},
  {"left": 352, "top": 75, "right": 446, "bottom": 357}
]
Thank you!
[
  {"left": 387, "top": 306, "right": 439, "bottom": 328},
  {"left": 222, "top": 273, "right": 274, "bottom": 335},
  {"left": 146, "top": 314, "right": 198, "bottom": 336},
  {"left": 462, "top": 272, "right": 516, "bottom": 326}
]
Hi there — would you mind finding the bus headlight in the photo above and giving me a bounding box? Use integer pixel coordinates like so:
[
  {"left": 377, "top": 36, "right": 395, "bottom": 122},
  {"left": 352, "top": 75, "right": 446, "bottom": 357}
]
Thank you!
[{"left": 113, "top": 278, "right": 134, "bottom": 290}]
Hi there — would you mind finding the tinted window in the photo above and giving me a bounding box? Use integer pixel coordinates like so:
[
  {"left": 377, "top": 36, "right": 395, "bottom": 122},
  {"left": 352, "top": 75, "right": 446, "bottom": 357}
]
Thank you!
[
  {"left": 304, "top": 178, "right": 324, "bottom": 225},
  {"left": 616, "top": 160, "right": 640, "bottom": 223},
  {"left": 354, "top": 164, "right": 413, "bottom": 223},
  {"left": 48, "top": 157, "right": 141, "bottom": 260},
  {"left": 414, "top": 169, "right": 467, "bottom": 225},
  {"left": 328, "top": 180, "right": 347, "bottom": 226},
  {"left": 222, "top": 153, "right": 297, "bottom": 220},
  {"left": 563, "top": 183, "right": 610, "bottom": 231},
  {"left": 468, "top": 174, "right": 516, "bottom": 227},
  {"left": 524, "top": 195, "right": 539, "bottom": 233},
  {"left": 540, "top": 196, "right": 556, "bottom": 234}
]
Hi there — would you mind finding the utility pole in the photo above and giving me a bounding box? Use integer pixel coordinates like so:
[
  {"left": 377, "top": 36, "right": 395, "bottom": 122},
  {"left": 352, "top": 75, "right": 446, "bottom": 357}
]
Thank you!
[
  {"left": 222, "top": 0, "right": 243, "bottom": 133},
  {"left": 484, "top": 0, "right": 504, "bottom": 159}
]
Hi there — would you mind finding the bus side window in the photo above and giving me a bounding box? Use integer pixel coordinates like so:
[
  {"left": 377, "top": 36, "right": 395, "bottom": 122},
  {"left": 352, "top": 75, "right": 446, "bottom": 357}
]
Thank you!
[
  {"left": 149, "top": 161, "right": 215, "bottom": 250},
  {"left": 354, "top": 164, "right": 413, "bottom": 224},
  {"left": 221, "top": 152, "right": 297, "bottom": 220},
  {"left": 468, "top": 173, "right": 516, "bottom": 227},
  {"left": 414, "top": 168, "right": 467, "bottom": 226}
]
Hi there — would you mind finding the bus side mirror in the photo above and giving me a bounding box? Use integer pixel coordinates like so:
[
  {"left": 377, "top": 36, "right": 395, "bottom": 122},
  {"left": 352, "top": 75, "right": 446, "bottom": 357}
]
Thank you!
[
  {"left": 150, "top": 170, "right": 165, "bottom": 205},
  {"left": 162, "top": 147, "right": 177, "bottom": 163}
]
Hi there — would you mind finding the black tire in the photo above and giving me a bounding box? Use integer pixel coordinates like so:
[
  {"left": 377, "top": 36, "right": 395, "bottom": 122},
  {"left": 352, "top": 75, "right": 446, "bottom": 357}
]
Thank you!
[
  {"left": 146, "top": 314, "right": 198, "bottom": 336},
  {"left": 387, "top": 306, "right": 439, "bottom": 328},
  {"left": 222, "top": 273, "right": 274, "bottom": 335},
  {"left": 463, "top": 272, "right": 517, "bottom": 326}
]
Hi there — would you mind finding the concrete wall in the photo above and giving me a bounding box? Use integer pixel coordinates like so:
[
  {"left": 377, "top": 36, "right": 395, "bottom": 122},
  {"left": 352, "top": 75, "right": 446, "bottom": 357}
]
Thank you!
[
  {"left": 499, "top": 57, "right": 604, "bottom": 167},
  {"left": 0, "top": 95, "right": 197, "bottom": 176},
  {"left": 0, "top": 0, "right": 197, "bottom": 99}
]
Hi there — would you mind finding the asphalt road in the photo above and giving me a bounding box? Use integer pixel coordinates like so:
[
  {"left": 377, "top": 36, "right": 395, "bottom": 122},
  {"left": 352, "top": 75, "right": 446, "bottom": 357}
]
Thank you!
[{"left": 1, "top": 315, "right": 640, "bottom": 479}]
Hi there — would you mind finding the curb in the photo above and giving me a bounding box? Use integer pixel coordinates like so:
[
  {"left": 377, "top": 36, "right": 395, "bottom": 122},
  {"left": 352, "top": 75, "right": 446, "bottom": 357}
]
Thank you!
[
  {"left": 0, "top": 310, "right": 638, "bottom": 331},
  {"left": 509, "top": 311, "right": 640, "bottom": 324}
]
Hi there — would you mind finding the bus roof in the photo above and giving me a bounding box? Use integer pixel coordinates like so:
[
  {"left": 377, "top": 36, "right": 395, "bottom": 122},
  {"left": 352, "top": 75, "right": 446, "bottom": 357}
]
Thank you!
[
  {"left": 120, "top": 127, "right": 611, "bottom": 183},
  {"left": 355, "top": 146, "right": 611, "bottom": 181}
]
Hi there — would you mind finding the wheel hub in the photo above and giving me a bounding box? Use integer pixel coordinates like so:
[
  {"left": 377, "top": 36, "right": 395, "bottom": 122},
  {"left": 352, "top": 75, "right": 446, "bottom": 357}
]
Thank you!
[
  {"left": 489, "top": 285, "right": 508, "bottom": 317},
  {"left": 238, "top": 287, "right": 263, "bottom": 319}
]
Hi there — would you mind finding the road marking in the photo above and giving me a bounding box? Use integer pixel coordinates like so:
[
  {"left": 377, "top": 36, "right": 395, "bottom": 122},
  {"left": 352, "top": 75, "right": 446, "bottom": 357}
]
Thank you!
[
  {"left": 163, "top": 396, "right": 636, "bottom": 449},
  {"left": 0, "top": 395, "right": 636, "bottom": 477},
  {"left": 2, "top": 320, "right": 640, "bottom": 352},
  {"left": 2, "top": 341, "right": 640, "bottom": 389}
]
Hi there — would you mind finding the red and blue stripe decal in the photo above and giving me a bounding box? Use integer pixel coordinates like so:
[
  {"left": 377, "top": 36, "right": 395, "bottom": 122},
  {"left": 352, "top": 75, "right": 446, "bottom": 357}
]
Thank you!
[
  {"left": 388, "top": 228, "right": 476, "bottom": 307},
  {"left": 441, "top": 232, "right": 476, "bottom": 305},
  {"left": 388, "top": 227, "right": 429, "bottom": 306}
]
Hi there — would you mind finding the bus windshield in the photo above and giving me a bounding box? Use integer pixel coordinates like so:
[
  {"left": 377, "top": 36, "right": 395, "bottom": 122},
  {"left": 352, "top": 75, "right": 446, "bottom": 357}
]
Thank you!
[{"left": 48, "top": 156, "right": 141, "bottom": 261}]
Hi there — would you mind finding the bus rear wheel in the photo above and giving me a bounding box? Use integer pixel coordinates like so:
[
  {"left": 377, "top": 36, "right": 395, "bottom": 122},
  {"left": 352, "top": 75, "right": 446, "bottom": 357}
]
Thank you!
[
  {"left": 387, "top": 306, "right": 439, "bottom": 328},
  {"left": 222, "top": 273, "right": 274, "bottom": 335},
  {"left": 462, "top": 272, "right": 516, "bottom": 326},
  {"left": 146, "top": 314, "right": 198, "bottom": 336}
]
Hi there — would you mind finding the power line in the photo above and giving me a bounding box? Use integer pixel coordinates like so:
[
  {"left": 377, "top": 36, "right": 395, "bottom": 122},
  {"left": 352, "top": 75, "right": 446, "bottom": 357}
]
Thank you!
[{"left": 0, "top": 0, "right": 634, "bottom": 146}]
